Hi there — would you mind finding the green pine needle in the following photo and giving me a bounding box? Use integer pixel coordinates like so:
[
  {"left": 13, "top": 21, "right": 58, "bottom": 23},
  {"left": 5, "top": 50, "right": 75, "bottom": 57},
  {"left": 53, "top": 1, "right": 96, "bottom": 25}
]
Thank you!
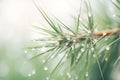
[{"left": 25, "top": 0, "right": 120, "bottom": 80}]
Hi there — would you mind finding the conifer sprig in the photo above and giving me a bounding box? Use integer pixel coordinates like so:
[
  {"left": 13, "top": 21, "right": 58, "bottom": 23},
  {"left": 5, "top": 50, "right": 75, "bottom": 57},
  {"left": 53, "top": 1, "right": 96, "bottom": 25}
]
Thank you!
[{"left": 26, "top": 0, "right": 120, "bottom": 80}]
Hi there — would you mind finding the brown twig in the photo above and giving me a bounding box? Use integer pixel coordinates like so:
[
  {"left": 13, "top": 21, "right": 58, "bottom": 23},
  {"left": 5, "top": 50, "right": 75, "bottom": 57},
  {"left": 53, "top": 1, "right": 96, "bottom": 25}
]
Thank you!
[
  {"left": 67, "top": 29, "right": 120, "bottom": 47},
  {"left": 93, "top": 29, "right": 120, "bottom": 36},
  {"left": 79, "top": 29, "right": 120, "bottom": 40}
]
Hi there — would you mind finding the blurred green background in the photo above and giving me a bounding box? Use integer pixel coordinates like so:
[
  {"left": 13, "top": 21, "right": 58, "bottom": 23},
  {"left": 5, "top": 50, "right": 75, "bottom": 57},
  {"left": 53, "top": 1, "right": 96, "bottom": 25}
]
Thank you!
[{"left": 0, "top": 0, "right": 80, "bottom": 80}]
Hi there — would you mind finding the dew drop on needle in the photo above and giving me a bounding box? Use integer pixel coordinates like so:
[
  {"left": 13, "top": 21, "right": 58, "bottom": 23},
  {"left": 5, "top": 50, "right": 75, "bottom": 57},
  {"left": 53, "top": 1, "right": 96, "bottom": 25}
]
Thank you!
[
  {"left": 28, "top": 73, "right": 32, "bottom": 77},
  {"left": 91, "top": 47, "right": 94, "bottom": 51},
  {"left": 24, "top": 50, "right": 28, "bottom": 54},
  {"left": 44, "top": 66, "right": 48, "bottom": 71},
  {"left": 81, "top": 48, "right": 85, "bottom": 52},
  {"left": 105, "top": 58, "right": 108, "bottom": 61},
  {"left": 81, "top": 44, "right": 85, "bottom": 47},
  {"left": 113, "top": 14, "right": 116, "bottom": 17},
  {"left": 41, "top": 47, "right": 46, "bottom": 52},
  {"left": 66, "top": 72, "right": 71, "bottom": 78},
  {"left": 75, "top": 76, "right": 78, "bottom": 80},
  {"left": 51, "top": 55, "right": 55, "bottom": 59},
  {"left": 105, "top": 46, "right": 110, "bottom": 51},
  {"left": 42, "top": 59, "right": 46, "bottom": 63},
  {"left": 32, "top": 48, "right": 35, "bottom": 51},
  {"left": 103, "top": 33, "right": 107, "bottom": 36},
  {"left": 46, "top": 77, "right": 49, "bottom": 80},
  {"left": 32, "top": 70, "right": 36, "bottom": 75},
  {"left": 85, "top": 72, "right": 89, "bottom": 77},
  {"left": 93, "top": 54, "right": 96, "bottom": 58},
  {"left": 88, "top": 12, "right": 92, "bottom": 17}
]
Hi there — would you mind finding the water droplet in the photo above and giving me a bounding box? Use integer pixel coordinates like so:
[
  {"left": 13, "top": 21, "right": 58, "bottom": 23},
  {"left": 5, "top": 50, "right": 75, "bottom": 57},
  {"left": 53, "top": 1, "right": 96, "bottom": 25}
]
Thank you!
[
  {"left": 44, "top": 66, "right": 48, "bottom": 71},
  {"left": 32, "top": 70, "right": 36, "bottom": 75},
  {"left": 46, "top": 77, "right": 49, "bottom": 80},
  {"left": 87, "top": 31, "right": 91, "bottom": 34},
  {"left": 28, "top": 73, "right": 32, "bottom": 77},
  {"left": 24, "top": 50, "right": 28, "bottom": 54},
  {"left": 77, "top": 53, "right": 81, "bottom": 59},
  {"left": 73, "top": 40, "right": 76, "bottom": 43},
  {"left": 51, "top": 55, "right": 55, "bottom": 59},
  {"left": 93, "top": 39, "right": 98, "bottom": 44},
  {"left": 103, "top": 33, "right": 107, "bottom": 36},
  {"left": 41, "top": 47, "right": 46, "bottom": 52},
  {"left": 105, "top": 38, "right": 108, "bottom": 41},
  {"left": 94, "top": 39, "right": 97, "bottom": 42},
  {"left": 32, "top": 48, "right": 35, "bottom": 51},
  {"left": 65, "top": 54, "right": 68, "bottom": 57},
  {"left": 88, "top": 12, "right": 92, "bottom": 17},
  {"left": 81, "top": 48, "right": 85, "bottom": 52},
  {"left": 93, "top": 54, "right": 96, "bottom": 58},
  {"left": 91, "top": 47, "right": 94, "bottom": 51},
  {"left": 81, "top": 44, "right": 85, "bottom": 47},
  {"left": 42, "top": 59, "right": 46, "bottom": 63},
  {"left": 85, "top": 72, "right": 89, "bottom": 77},
  {"left": 75, "top": 76, "right": 78, "bottom": 80},
  {"left": 105, "top": 58, "right": 108, "bottom": 61},
  {"left": 105, "top": 46, "right": 110, "bottom": 51},
  {"left": 79, "top": 18, "right": 82, "bottom": 21},
  {"left": 113, "top": 14, "right": 116, "bottom": 17},
  {"left": 67, "top": 37, "right": 70, "bottom": 40},
  {"left": 66, "top": 72, "right": 71, "bottom": 78},
  {"left": 94, "top": 28, "right": 98, "bottom": 32},
  {"left": 76, "top": 60, "right": 78, "bottom": 63}
]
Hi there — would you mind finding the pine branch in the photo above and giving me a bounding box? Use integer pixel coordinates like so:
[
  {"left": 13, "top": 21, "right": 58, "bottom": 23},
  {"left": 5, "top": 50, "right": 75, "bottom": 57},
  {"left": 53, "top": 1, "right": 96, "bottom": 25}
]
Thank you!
[{"left": 26, "top": 0, "right": 120, "bottom": 80}]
